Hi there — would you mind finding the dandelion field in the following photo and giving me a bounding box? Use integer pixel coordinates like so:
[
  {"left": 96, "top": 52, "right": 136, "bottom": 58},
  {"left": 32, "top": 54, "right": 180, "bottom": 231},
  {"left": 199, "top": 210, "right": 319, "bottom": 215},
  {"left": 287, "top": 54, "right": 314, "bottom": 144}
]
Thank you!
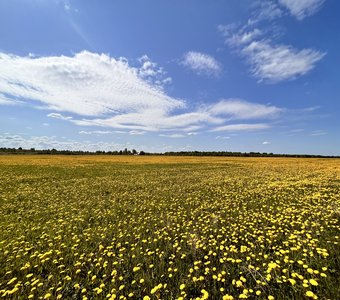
[{"left": 0, "top": 156, "right": 339, "bottom": 300}]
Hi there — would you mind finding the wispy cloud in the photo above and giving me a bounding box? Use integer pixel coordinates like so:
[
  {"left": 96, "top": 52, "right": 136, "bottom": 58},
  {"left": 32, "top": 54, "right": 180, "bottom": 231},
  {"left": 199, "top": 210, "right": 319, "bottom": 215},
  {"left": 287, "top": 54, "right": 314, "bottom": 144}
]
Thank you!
[
  {"left": 250, "top": 1, "right": 284, "bottom": 23},
  {"left": 262, "top": 141, "right": 271, "bottom": 144},
  {"left": 47, "top": 113, "right": 73, "bottom": 120},
  {"left": 209, "top": 99, "right": 282, "bottom": 119},
  {"left": 0, "top": 133, "right": 126, "bottom": 152},
  {"left": 218, "top": 1, "right": 325, "bottom": 83},
  {"left": 0, "top": 51, "right": 197, "bottom": 131},
  {"left": 138, "top": 55, "right": 172, "bottom": 87},
  {"left": 0, "top": 96, "right": 15, "bottom": 105},
  {"left": 63, "top": 0, "right": 71, "bottom": 11},
  {"left": 278, "top": 0, "right": 325, "bottom": 20},
  {"left": 71, "top": 111, "right": 222, "bottom": 132},
  {"left": 1, "top": 51, "right": 287, "bottom": 134},
  {"left": 0, "top": 51, "right": 183, "bottom": 116},
  {"left": 310, "top": 130, "right": 327, "bottom": 136},
  {"left": 0, "top": 93, "right": 22, "bottom": 105},
  {"left": 79, "top": 129, "right": 146, "bottom": 136},
  {"left": 59, "top": 0, "right": 79, "bottom": 13},
  {"left": 128, "top": 130, "right": 146, "bottom": 135},
  {"left": 159, "top": 134, "right": 186, "bottom": 138},
  {"left": 291, "top": 128, "right": 304, "bottom": 133},
  {"left": 243, "top": 41, "right": 325, "bottom": 82},
  {"left": 211, "top": 123, "right": 271, "bottom": 132},
  {"left": 187, "top": 132, "right": 199, "bottom": 136},
  {"left": 182, "top": 51, "right": 221, "bottom": 76},
  {"left": 78, "top": 130, "right": 113, "bottom": 135}
]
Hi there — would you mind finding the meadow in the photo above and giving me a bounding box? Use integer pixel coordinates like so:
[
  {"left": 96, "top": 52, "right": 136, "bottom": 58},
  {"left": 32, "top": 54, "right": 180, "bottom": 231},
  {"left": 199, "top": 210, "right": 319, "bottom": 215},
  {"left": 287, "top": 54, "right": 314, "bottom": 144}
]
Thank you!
[{"left": 0, "top": 155, "right": 339, "bottom": 299}]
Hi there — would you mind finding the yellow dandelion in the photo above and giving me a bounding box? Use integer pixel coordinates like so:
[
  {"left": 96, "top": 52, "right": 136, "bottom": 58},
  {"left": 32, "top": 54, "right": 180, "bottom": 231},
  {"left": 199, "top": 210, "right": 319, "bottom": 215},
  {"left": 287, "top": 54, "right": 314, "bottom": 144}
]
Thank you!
[
  {"left": 309, "top": 279, "right": 318, "bottom": 286},
  {"left": 7, "top": 278, "right": 17, "bottom": 285},
  {"left": 306, "top": 291, "right": 316, "bottom": 298},
  {"left": 201, "top": 289, "right": 209, "bottom": 299},
  {"left": 288, "top": 278, "right": 296, "bottom": 285}
]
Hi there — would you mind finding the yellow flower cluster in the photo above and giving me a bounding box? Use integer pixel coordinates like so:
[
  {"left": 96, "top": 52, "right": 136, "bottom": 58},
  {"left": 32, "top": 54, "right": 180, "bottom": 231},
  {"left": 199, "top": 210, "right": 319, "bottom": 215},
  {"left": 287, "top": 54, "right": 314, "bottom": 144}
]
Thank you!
[{"left": 0, "top": 155, "right": 339, "bottom": 299}]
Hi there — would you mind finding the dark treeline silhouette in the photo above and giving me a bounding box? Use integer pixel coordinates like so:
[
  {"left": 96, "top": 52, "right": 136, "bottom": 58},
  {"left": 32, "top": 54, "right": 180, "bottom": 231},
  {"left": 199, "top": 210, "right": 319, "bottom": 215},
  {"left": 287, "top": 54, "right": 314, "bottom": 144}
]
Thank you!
[
  {"left": 163, "top": 151, "right": 339, "bottom": 158},
  {"left": 0, "top": 147, "right": 339, "bottom": 158},
  {"left": 0, "top": 147, "right": 143, "bottom": 156}
]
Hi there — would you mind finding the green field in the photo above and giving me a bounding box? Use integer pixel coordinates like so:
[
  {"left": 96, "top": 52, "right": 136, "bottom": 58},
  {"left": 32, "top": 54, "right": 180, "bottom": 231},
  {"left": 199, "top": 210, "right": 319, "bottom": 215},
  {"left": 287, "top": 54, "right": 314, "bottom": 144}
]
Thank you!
[{"left": 0, "top": 156, "right": 339, "bottom": 299}]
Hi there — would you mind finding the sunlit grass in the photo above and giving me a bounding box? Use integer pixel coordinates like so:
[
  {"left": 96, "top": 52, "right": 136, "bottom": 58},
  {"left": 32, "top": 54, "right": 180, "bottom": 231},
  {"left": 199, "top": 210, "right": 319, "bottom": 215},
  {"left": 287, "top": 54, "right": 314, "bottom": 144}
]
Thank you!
[{"left": 0, "top": 156, "right": 339, "bottom": 299}]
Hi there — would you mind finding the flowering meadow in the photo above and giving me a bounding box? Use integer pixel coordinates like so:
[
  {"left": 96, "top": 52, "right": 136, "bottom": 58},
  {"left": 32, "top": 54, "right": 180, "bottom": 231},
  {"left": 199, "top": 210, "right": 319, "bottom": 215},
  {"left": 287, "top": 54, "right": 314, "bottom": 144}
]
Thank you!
[{"left": 0, "top": 155, "right": 339, "bottom": 299}]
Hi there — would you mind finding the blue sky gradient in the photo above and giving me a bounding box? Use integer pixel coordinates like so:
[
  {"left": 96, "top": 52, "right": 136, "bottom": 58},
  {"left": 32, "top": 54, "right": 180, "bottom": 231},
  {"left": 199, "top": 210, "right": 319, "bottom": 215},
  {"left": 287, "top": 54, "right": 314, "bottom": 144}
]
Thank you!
[{"left": 0, "top": 0, "right": 339, "bottom": 155}]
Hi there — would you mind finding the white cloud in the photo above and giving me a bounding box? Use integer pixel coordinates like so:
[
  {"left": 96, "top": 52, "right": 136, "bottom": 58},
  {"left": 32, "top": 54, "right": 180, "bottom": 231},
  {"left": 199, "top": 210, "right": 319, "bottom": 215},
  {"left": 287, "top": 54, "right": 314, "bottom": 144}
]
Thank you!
[
  {"left": 64, "top": 2, "right": 70, "bottom": 11},
  {"left": 137, "top": 55, "right": 172, "bottom": 88},
  {"left": 262, "top": 141, "right": 271, "bottom": 144},
  {"left": 0, "top": 51, "right": 287, "bottom": 134},
  {"left": 218, "top": 0, "right": 325, "bottom": 83},
  {"left": 0, "top": 51, "right": 183, "bottom": 116},
  {"left": 78, "top": 129, "right": 145, "bottom": 136},
  {"left": 128, "top": 130, "right": 146, "bottom": 135},
  {"left": 0, "top": 93, "right": 22, "bottom": 105},
  {"left": 72, "top": 110, "right": 222, "bottom": 132},
  {"left": 211, "top": 123, "right": 271, "bottom": 132},
  {"left": 159, "top": 134, "right": 186, "bottom": 138},
  {"left": 61, "top": 0, "right": 79, "bottom": 13},
  {"left": 242, "top": 41, "right": 325, "bottom": 82},
  {"left": 47, "top": 113, "right": 73, "bottom": 120},
  {"left": 251, "top": 1, "right": 284, "bottom": 23},
  {"left": 218, "top": 24, "right": 239, "bottom": 38},
  {"left": 0, "top": 51, "right": 225, "bottom": 132},
  {"left": 228, "top": 29, "right": 263, "bottom": 46},
  {"left": 310, "top": 130, "right": 327, "bottom": 136},
  {"left": 216, "top": 136, "right": 231, "bottom": 140},
  {"left": 278, "top": 0, "right": 325, "bottom": 20},
  {"left": 290, "top": 128, "right": 304, "bottom": 133},
  {"left": 209, "top": 99, "right": 281, "bottom": 119},
  {"left": 182, "top": 51, "right": 221, "bottom": 76},
  {"left": 0, "top": 97, "right": 13, "bottom": 105},
  {"left": 79, "top": 130, "right": 112, "bottom": 135},
  {"left": 0, "top": 133, "right": 126, "bottom": 152}
]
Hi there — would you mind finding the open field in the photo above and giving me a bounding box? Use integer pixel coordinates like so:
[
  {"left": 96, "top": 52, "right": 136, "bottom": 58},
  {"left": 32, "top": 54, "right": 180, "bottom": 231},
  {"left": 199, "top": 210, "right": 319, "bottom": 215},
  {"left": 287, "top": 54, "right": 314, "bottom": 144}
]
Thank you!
[{"left": 0, "top": 156, "right": 339, "bottom": 299}]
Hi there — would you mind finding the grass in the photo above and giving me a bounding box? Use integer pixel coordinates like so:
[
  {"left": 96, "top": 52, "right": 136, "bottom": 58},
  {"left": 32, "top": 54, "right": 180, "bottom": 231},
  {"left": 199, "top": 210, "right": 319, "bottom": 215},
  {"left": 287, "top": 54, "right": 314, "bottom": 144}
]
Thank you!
[{"left": 0, "top": 155, "right": 339, "bottom": 299}]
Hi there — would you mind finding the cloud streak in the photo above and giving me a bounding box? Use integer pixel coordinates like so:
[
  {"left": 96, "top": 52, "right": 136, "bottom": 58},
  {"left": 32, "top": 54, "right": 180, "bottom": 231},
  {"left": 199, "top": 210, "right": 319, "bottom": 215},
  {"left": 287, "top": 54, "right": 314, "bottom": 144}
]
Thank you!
[
  {"left": 182, "top": 51, "right": 221, "bottom": 76},
  {"left": 0, "top": 51, "right": 183, "bottom": 116},
  {"left": 278, "top": 0, "right": 325, "bottom": 20},
  {"left": 0, "top": 133, "right": 126, "bottom": 152},
  {"left": 242, "top": 41, "right": 325, "bottom": 82},
  {"left": 211, "top": 123, "right": 271, "bottom": 132},
  {"left": 218, "top": 1, "right": 325, "bottom": 82},
  {"left": 209, "top": 99, "right": 282, "bottom": 119},
  {"left": 1, "top": 51, "right": 284, "bottom": 134}
]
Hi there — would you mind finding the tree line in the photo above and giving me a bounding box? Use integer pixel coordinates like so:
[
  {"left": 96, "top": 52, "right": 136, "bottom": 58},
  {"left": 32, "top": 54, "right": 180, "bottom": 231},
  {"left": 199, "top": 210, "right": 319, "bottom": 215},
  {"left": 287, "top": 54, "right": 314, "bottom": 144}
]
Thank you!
[
  {"left": 0, "top": 147, "right": 144, "bottom": 156},
  {"left": 0, "top": 147, "right": 338, "bottom": 158}
]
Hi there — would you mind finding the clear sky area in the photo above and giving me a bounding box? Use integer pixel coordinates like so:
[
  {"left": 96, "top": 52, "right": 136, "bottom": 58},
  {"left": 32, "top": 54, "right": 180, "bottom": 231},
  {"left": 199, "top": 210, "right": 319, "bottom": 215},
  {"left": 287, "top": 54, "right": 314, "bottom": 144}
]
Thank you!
[{"left": 0, "top": 0, "right": 339, "bottom": 155}]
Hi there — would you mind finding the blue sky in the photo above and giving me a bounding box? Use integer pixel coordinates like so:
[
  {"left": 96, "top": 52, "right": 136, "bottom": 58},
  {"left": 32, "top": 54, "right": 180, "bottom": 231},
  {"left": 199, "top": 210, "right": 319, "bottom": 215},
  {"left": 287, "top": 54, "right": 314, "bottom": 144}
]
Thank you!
[{"left": 0, "top": 0, "right": 339, "bottom": 155}]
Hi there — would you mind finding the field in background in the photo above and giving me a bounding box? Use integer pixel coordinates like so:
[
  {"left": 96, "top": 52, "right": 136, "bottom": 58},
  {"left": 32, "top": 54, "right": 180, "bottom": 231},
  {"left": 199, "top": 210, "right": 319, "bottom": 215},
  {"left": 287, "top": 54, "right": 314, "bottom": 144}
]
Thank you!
[{"left": 0, "top": 156, "right": 339, "bottom": 299}]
